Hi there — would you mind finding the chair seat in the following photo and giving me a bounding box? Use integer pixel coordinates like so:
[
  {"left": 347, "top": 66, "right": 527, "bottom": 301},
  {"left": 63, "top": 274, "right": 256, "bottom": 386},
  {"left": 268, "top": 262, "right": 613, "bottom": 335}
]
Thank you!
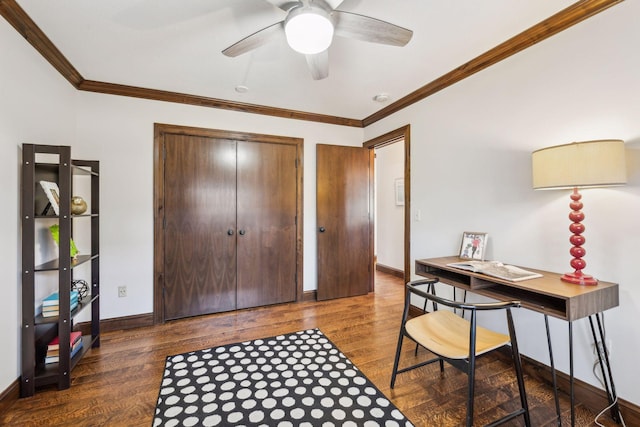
[{"left": 406, "top": 310, "right": 510, "bottom": 359}]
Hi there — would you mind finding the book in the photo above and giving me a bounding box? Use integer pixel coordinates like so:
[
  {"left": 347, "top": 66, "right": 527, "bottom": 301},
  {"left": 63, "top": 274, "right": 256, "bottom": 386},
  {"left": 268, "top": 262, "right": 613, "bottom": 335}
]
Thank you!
[
  {"left": 42, "top": 299, "right": 79, "bottom": 311},
  {"left": 48, "top": 331, "right": 82, "bottom": 351},
  {"left": 42, "top": 290, "right": 79, "bottom": 306},
  {"left": 446, "top": 260, "right": 543, "bottom": 282},
  {"left": 41, "top": 290, "right": 80, "bottom": 316},
  {"left": 41, "top": 300, "right": 79, "bottom": 317},
  {"left": 46, "top": 338, "right": 83, "bottom": 358},
  {"left": 45, "top": 340, "right": 83, "bottom": 364}
]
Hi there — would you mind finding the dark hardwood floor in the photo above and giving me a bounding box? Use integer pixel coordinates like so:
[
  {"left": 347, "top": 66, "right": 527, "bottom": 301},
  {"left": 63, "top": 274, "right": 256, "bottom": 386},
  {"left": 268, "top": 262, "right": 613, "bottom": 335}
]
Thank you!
[{"left": 2, "top": 272, "right": 617, "bottom": 426}]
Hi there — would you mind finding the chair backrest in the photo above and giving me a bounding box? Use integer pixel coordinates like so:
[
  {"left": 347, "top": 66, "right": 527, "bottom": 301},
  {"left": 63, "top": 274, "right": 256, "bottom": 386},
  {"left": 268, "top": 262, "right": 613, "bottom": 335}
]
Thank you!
[{"left": 406, "top": 280, "right": 520, "bottom": 312}]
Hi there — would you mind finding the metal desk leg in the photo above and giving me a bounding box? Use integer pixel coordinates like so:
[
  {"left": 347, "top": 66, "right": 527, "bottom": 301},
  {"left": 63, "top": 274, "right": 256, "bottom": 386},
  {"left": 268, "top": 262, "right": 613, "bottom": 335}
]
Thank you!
[
  {"left": 545, "top": 315, "right": 562, "bottom": 426},
  {"left": 569, "top": 321, "right": 575, "bottom": 427},
  {"left": 588, "top": 313, "right": 622, "bottom": 423}
]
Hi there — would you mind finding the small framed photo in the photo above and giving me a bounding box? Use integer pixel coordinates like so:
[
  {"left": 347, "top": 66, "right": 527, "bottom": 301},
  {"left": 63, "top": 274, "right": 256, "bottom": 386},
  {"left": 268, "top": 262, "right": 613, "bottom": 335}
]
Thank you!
[
  {"left": 394, "top": 178, "right": 404, "bottom": 206},
  {"left": 39, "top": 181, "right": 61, "bottom": 216},
  {"left": 459, "top": 232, "right": 488, "bottom": 260}
]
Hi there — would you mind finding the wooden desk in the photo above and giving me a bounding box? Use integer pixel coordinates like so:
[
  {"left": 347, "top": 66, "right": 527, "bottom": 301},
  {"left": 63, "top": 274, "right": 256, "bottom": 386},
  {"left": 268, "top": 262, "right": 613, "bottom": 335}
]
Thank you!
[
  {"left": 415, "top": 256, "right": 619, "bottom": 321},
  {"left": 415, "top": 256, "right": 621, "bottom": 426}
]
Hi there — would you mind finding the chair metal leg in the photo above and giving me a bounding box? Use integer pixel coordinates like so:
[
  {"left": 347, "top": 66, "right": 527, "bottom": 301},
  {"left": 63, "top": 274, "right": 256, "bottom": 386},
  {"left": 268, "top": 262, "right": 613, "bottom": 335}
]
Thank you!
[
  {"left": 392, "top": 287, "right": 414, "bottom": 389},
  {"left": 390, "top": 331, "right": 404, "bottom": 389},
  {"left": 466, "top": 312, "right": 478, "bottom": 427}
]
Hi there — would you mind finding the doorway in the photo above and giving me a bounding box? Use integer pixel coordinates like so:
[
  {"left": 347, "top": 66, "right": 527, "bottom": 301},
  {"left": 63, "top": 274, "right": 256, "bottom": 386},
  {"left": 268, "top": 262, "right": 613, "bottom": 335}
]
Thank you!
[
  {"left": 374, "top": 142, "right": 405, "bottom": 278},
  {"left": 364, "top": 125, "right": 411, "bottom": 285}
]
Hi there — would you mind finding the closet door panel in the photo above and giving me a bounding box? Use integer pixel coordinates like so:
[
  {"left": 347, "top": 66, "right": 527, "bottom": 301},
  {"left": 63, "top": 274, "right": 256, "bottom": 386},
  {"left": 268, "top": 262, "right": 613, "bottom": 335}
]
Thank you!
[
  {"left": 164, "top": 135, "right": 237, "bottom": 319},
  {"left": 236, "top": 141, "right": 297, "bottom": 309}
]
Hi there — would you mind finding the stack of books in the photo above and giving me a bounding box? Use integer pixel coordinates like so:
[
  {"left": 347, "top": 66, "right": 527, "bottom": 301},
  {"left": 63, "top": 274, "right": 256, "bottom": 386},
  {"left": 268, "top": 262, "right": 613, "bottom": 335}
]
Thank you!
[
  {"left": 45, "top": 331, "right": 83, "bottom": 364},
  {"left": 42, "top": 290, "right": 79, "bottom": 317}
]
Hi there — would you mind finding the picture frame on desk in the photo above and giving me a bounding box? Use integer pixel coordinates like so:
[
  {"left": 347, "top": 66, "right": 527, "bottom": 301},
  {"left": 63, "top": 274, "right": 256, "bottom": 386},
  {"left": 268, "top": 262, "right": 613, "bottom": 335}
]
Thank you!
[{"left": 459, "top": 231, "right": 487, "bottom": 260}]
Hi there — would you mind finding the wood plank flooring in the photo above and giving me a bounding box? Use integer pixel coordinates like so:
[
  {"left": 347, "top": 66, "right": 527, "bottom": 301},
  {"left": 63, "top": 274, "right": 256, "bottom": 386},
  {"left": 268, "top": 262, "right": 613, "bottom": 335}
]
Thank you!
[{"left": 1, "top": 272, "right": 617, "bottom": 426}]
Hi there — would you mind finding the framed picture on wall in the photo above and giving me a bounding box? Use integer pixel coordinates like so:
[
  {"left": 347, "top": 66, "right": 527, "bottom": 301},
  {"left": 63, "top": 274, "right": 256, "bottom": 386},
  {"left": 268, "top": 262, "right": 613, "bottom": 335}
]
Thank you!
[
  {"left": 459, "top": 231, "right": 488, "bottom": 260},
  {"left": 394, "top": 178, "right": 404, "bottom": 206}
]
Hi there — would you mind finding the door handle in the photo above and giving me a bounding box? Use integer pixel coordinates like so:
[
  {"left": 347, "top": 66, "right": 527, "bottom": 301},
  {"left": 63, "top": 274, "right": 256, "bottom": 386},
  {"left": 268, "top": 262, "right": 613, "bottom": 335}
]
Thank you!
[
  {"left": 239, "top": 229, "right": 246, "bottom": 235},
  {"left": 227, "top": 229, "right": 234, "bottom": 235},
  {"left": 319, "top": 227, "right": 326, "bottom": 232}
]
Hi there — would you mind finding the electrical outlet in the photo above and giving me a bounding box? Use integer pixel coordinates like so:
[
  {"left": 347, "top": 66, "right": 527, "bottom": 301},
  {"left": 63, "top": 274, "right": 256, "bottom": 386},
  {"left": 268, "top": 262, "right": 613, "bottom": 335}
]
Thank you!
[
  {"left": 118, "top": 286, "right": 127, "bottom": 298},
  {"left": 593, "top": 341, "right": 603, "bottom": 357}
]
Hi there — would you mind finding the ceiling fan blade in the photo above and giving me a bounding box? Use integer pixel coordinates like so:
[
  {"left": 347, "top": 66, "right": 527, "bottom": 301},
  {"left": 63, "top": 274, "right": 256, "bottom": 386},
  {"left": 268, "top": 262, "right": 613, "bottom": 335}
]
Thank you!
[
  {"left": 264, "top": 0, "right": 302, "bottom": 12},
  {"left": 305, "top": 50, "right": 329, "bottom": 80},
  {"left": 333, "top": 11, "right": 413, "bottom": 47},
  {"left": 222, "top": 21, "right": 284, "bottom": 57}
]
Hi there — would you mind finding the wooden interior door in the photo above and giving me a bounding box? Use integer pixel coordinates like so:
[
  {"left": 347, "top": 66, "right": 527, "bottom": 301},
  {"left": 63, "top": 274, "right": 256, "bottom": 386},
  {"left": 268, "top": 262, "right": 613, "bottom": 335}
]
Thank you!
[
  {"left": 316, "top": 144, "right": 373, "bottom": 301},
  {"left": 236, "top": 141, "right": 298, "bottom": 309},
  {"left": 163, "top": 135, "right": 237, "bottom": 320}
]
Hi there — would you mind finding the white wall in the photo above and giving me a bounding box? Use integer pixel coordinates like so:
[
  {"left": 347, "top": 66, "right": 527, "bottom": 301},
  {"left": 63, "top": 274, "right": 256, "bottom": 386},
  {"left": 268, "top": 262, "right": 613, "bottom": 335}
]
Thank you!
[
  {"left": 0, "top": 19, "right": 78, "bottom": 392},
  {"left": 365, "top": 0, "right": 640, "bottom": 407},
  {"left": 375, "top": 142, "right": 404, "bottom": 270}
]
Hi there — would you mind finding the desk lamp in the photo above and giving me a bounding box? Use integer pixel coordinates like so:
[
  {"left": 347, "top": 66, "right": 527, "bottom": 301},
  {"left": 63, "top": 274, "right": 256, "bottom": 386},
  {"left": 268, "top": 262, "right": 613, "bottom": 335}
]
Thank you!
[{"left": 532, "top": 139, "right": 626, "bottom": 285}]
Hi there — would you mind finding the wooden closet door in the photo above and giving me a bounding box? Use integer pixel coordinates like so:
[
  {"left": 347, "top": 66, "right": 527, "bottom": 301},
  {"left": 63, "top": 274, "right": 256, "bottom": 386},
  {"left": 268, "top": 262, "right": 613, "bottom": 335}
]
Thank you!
[
  {"left": 236, "top": 141, "right": 297, "bottom": 309},
  {"left": 163, "top": 135, "right": 237, "bottom": 319}
]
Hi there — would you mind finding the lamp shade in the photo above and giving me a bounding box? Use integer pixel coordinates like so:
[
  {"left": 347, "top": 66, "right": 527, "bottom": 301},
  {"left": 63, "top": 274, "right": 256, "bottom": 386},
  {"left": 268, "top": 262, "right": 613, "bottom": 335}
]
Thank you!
[{"left": 532, "top": 139, "right": 626, "bottom": 190}]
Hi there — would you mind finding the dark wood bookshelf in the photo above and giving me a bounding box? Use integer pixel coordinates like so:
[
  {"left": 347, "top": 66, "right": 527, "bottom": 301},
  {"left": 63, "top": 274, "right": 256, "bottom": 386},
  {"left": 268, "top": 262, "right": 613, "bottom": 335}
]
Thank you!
[{"left": 20, "top": 144, "right": 100, "bottom": 397}]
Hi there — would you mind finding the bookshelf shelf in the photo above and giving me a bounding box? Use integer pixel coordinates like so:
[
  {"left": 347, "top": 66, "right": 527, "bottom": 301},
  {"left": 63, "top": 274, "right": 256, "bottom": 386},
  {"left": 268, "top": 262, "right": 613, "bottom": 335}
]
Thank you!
[
  {"left": 34, "top": 295, "right": 99, "bottom": 325},
  {"left": 34, "top": 254, "right": 98, "bottom": 272}
]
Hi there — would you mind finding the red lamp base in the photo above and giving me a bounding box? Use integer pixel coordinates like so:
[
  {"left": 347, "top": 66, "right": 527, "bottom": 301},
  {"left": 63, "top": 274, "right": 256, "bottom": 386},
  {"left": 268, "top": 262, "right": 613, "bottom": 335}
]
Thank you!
[
  {"left": 561, "top": 271, "right": 598, "bottom": 286},
  {"left": 562, "top": 188, "right": 599, "bottom": 286}
]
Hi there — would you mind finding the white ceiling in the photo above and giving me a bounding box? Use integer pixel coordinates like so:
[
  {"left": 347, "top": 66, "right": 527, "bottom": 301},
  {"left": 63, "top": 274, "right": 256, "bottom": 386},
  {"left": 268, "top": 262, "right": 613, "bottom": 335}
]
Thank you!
[{"left": 17, "top": 0, "right": 575, "bottom": 119}]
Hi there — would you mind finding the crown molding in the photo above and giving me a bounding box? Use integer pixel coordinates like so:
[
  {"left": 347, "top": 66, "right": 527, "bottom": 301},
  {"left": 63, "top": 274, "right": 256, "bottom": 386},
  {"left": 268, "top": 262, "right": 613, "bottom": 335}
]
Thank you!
[
  {"left": 1, "top": 0, "right": 623, "bottom": 128},
  {"left": 78, "top": 80, "right": 363, "bottom": 127}
]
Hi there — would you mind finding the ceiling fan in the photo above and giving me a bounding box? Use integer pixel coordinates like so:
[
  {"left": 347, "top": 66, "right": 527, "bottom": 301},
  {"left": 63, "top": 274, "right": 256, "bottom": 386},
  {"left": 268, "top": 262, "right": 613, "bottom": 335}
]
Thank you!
[{"left": 222, "top": 0, "right": 413, "bottom": 80}]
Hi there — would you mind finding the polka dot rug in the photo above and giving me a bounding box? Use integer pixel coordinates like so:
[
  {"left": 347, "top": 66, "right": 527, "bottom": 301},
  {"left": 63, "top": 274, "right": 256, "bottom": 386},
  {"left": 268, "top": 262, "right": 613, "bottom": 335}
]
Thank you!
[{"left": 153, "top": 328, "right": 413, "bottom": 426}]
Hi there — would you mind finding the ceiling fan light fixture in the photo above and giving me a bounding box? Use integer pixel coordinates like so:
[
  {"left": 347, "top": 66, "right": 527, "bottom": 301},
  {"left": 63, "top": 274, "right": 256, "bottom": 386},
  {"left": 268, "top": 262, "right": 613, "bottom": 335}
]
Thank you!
[{"left": 284, "top": 7, "right": 334, "bottom": 55}]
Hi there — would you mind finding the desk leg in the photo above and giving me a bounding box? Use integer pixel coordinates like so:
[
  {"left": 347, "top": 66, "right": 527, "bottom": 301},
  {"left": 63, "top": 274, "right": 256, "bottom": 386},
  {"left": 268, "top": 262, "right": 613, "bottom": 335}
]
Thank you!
[
  {"left": 588, "top": 313, "right": 621, "bottom": 423},
  {"left": 544, "top": 315, "right": 562, "bottom": 426},
  {"left": 453, "top": 288, "right": 467, "bottom": 318},
  {"left": 569, "top": 321, "right": 575, "bottom": 427}
]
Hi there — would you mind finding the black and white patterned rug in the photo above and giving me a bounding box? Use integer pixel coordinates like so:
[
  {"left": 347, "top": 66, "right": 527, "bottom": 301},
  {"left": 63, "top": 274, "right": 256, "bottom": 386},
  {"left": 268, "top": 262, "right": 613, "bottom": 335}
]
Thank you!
[{"left": 153, "top": 328, "right": 412, "bottom": 426}]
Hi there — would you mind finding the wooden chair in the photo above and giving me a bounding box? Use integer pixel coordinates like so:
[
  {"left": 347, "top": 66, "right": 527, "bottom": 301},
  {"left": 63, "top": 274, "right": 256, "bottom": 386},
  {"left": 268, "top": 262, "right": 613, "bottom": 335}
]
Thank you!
[{"left": 391, "top": 279, "right": 531, "bottom": 427}]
